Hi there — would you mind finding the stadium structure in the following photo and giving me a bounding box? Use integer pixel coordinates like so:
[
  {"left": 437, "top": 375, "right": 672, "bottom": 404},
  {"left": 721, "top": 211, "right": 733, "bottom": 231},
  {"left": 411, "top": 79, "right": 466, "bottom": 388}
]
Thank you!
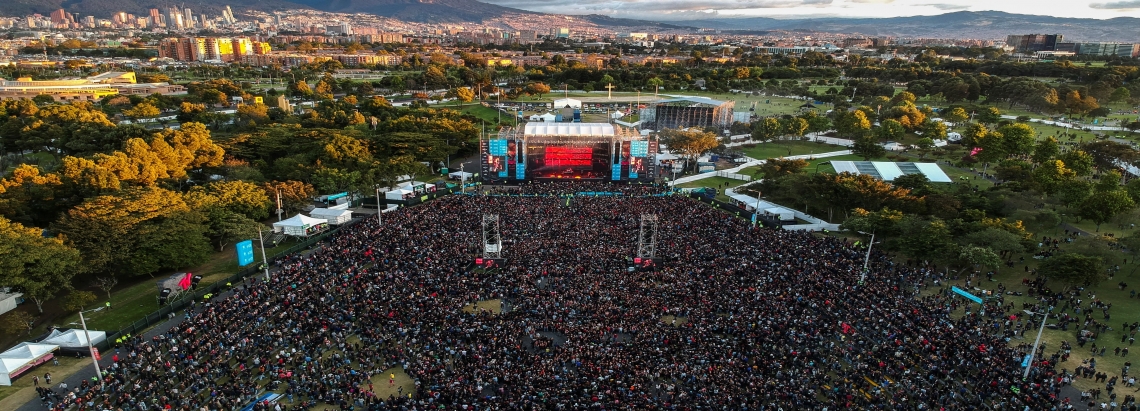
[
  {"left": 639, "top": 96, "right": 735, "bottom": 131},
  {"left": 481, "top": 123, "right": 657, "bottom": 183}
]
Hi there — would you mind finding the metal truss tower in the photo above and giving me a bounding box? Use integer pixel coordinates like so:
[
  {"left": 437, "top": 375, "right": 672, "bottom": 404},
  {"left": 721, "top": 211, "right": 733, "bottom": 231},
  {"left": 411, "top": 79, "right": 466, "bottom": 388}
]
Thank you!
[
  {"left": 637, "top": 214, "right": 658, "bottom": 259},
  {"left": 482, "top": 214, "right": 503, "bottom": 259}
]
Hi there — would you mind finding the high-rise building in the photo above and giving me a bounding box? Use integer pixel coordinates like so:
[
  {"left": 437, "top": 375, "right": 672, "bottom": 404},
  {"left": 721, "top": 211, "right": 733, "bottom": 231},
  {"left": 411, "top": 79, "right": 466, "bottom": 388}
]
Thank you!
[
  {"left": 1007, "top": 34, "right": 1063, "bottom": 53},
  {"left": 184, "top": 8, "right": 193, "bottom": 29},
  {"left": 50, "top": 9, "right": 68, "bottom": 25},
  {"left": 149, "top": 8, "right": 162, "bottom": 27}
]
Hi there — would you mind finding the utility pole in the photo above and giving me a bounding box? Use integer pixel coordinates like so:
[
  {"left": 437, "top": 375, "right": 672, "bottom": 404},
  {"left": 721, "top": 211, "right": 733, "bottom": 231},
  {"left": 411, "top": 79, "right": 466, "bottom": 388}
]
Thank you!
[
  {"left": 860, "top": 231, "right": 876, "bottom": 284},
  {"left": 375, "top": 186, "right": 383, "bottom": 224},
  {"left": 77, "top": 310, "right": 103, "bottom": 391},
  {"left": 1024, "top": 311, "right": 1049, "bottom": 379},
  {"left": 257, "top": 226, "right": 270, "bottom": 281},
  {"left": 275, "top": 190, "right": 283, "bottom": 222}
]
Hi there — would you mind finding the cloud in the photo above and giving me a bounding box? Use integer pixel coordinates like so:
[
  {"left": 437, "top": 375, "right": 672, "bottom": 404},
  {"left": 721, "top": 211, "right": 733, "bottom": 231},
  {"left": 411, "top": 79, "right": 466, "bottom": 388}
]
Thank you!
[
  {"left": 847, "top": 0, "right": 895, "bottom": 3},
  {"left": 916, "top": 2, "right": 970, "bottom": 10},
  {"left": 482, "top": 0, "right": 835, "bottom": 13},
  {"left": 1090, "top": 0, "right": 1140, "bottom": 8}
]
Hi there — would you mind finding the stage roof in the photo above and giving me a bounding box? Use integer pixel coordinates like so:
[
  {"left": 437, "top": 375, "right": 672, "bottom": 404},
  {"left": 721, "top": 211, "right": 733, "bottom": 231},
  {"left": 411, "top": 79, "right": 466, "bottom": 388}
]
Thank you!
[
  {"left": 654, "top": 96, "right": 728, "bottom": 106},
  {"left": 831, "top": 161, "right": 952, "bottom": 183},
  {"left": 523, "top": 123, "right": 615, "bottom": 136}
]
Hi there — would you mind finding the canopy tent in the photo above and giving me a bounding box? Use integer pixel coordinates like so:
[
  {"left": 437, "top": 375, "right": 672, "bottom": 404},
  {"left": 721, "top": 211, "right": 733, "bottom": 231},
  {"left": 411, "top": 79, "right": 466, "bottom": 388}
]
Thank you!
[
  {"left": 385, "top": 188, "right": 414, "bottom": 201},
  {"left": 448, "top": 171, "right": 473, "bottom": 180},
  {"left": 0, "top": 290, "right": 21, "bottom": 316},
  {"left": 553, "top": 98, "right": 582, "bottom": 109},
  {"left": 272, "top": 214, "right": 328, "bottom": 237},
  {"left": 764, "top": 207, "right": 795, "bottom": 221},
  {"left": 310, "top": 208, "right": 353, "bottom": 225},
  {"left": 40, "top": 328, "right": 106, "bottom": 349},
  {"left": 0, "top": 342, "right": 58, "bottom": 386}
]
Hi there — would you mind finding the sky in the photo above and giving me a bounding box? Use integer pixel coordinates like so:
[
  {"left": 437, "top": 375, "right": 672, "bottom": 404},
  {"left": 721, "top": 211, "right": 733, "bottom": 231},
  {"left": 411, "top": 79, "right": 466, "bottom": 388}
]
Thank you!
[{"left": 477, "top": 0, "right": 1140, "bottom": 20}]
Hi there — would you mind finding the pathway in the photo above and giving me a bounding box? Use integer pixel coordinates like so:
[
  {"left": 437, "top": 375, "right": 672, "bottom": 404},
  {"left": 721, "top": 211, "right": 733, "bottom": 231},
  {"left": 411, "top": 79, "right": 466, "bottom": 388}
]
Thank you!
[{"left": 669, "top": 149, "right": 852, "bottom": 186}]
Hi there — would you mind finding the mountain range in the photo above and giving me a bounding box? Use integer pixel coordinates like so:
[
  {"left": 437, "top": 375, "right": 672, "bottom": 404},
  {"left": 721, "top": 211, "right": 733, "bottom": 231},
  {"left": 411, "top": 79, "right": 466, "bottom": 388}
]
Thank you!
[
  {"left": 673, "top": 11, "right": 1140, "bottom": 42},
  {"left": 9, "top": 0, "right": 1140, "bottom": 42}
]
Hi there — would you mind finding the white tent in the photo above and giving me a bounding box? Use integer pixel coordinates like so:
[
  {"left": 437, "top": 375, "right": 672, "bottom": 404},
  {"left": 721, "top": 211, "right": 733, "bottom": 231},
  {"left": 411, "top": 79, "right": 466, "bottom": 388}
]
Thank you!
[
  {"left": 272, "top": 214, "right": 328, "bottom": 237},
  {"left": 310, "top": 208, "right": 353, "bottom": 225},
  {"left": 0, "top": 342, "right": 58, "bottom": 386},
  {"left": 40, "top": 328, "right": 106, "bottom": 348},
  {"left": 553, "top": 98, "right": 582, "bottom": 109},
  {"left": 449, "top": 171, "right": 473, "bottom": 180},
  {"left": 765, "top": 207, "right": 795, "bottom": 221},
  {"left": 0, "top": 290, "right": 21, "bottom": 316},
  {"left": 385, "top": 188, "right": 414, "bottom": 201}
]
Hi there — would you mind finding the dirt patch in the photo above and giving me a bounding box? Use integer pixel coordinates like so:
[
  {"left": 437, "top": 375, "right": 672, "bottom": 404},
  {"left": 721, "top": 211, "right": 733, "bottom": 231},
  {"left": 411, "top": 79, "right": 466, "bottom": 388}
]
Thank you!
[
  {"left": 660, "top": 315, "right": 689, "bottom": 327},
  {"left": 462, "top": 299, "right": 502, "bottom": 315}
]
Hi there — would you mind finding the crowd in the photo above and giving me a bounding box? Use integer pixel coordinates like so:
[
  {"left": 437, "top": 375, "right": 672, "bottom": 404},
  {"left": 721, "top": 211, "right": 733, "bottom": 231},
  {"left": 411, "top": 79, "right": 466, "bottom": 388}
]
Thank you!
[{"left": 37, "top": 182, "right": 1077, "bottom": 410}]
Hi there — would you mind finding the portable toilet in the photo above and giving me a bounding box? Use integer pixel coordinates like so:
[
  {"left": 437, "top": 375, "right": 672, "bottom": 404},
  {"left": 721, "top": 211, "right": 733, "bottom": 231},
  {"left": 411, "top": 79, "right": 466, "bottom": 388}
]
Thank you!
[{"left": 573, "top": 109, "right": 581, "bottom": 122}]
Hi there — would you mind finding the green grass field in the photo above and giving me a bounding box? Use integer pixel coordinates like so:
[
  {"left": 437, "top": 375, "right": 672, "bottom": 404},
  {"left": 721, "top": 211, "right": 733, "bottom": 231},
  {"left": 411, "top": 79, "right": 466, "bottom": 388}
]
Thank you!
[{"left": 738, "top": 140, "right": 844, "bottom": 160}]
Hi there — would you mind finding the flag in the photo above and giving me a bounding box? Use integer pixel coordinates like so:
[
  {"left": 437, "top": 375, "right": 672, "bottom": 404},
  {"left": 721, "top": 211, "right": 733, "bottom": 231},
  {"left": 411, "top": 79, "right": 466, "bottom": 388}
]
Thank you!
[{"left": 178, "top": 272, "right": 193, "bottom": 290}]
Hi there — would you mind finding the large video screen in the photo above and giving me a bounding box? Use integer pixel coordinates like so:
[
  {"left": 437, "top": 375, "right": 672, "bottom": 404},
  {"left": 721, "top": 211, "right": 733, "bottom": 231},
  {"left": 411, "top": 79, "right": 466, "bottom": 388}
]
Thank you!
[
  {"left": 544, "top": 146, "right": 593, "bottom": 167},
  {"left": 527, "top": 142, "right": 610, "bottom": 179}
]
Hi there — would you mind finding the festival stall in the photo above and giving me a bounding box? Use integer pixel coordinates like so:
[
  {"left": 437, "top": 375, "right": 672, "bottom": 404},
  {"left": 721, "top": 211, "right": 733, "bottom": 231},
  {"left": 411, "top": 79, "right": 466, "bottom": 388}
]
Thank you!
[
  {"left": 272, "top": 214, "right": 328, "bottom": 237},
  {"left": 0, "top": 342, "right": 58, "bottom": 386},
  {"left": 309, "top": 208, "right": 353, "bottom": 225},
  {"left": 0, "top": 290, "right": 22, "bottom": 316},
  {"left": 39, "top": 329, "right": 106, "bottom": 355},
  {"left": 385, "top": 188, "right": 414, "bottom": 201}
]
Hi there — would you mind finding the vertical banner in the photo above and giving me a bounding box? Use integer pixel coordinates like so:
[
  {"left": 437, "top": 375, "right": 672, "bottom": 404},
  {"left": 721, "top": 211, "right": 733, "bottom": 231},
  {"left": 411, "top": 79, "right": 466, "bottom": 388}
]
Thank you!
[
  {"left": 480, "top": 139, "right": 491, "bottom": 179},
  {"left": 647, "top": 139, "right": 659, "bottom": 180},
  {"left": 515, "top": 140, "right": 526, "bottom": 179},
  {"left": 629, "top": 140, "right": 648, "bottom": 179},
  {"left": 488, "top": 139, "right": 508, "bottom": 178},
  {"left": 237, "top": 240, "right": 255, "bottom": 266},
  {"left": 611, "top": 141, "right": 622, "bottom": 181}
]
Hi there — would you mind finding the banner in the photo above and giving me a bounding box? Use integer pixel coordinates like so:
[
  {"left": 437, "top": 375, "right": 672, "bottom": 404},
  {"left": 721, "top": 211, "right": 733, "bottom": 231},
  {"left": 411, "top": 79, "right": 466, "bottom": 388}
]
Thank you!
[{"left": 237, "top": 240, "right": 255, "bottom": 266}]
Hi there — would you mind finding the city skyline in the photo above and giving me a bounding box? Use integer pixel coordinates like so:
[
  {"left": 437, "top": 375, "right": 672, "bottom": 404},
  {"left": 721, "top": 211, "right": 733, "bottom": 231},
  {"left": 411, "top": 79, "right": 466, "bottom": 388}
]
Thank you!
[{"left": 478, "top": 0, "right": 1140, "bottom": 20}]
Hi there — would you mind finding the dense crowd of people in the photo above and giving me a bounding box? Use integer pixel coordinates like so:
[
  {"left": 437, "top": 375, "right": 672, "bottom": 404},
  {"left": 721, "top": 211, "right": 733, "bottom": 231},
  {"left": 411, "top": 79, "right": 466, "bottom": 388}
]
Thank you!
[{"left": 39, "top": 182, "right": 1077, "bottom": 410}]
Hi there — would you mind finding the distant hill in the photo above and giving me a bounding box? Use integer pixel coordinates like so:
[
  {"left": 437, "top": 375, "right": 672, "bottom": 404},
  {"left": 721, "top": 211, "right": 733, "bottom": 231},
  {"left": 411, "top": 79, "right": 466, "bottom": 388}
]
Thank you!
[
  {"left": 672, "top": 11, "right": 1140, "bottom": 42},
  {"left": 287, "top": 0, "right": 537, "bottom": 23}
]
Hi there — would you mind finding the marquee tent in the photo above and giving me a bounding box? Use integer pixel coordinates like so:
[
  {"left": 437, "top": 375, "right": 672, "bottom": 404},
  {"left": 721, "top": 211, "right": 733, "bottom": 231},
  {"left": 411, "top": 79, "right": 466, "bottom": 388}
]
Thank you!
[
  {"left": 0, "top": 290, "right": 21, "bottom": 316},
  {"left": 0, "top": 342, "right": 58, "bottom": 386},
  {"left": 553, "top": 98, "right": 582, "bottom": 109},
  {"left": 310, "top": 208, "right": 353, "bottom": 225},
  {"left": 272, "top": 214, "right": 328, "bottom": 237},
  {"left": 40, "top": 328, "right": 106, "bottom": 350},
  {"left": 385, "top": 188, "right": 414, "bottom": 201},
  {"left": 764, "top": 207, "right": 795, "bottom": 221}
]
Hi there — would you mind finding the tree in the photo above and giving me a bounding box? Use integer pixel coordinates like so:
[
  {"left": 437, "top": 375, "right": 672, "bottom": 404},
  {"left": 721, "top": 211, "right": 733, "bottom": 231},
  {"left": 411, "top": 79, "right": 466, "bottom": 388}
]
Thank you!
[
  {"left": 0, "top": 216, "right": 82, "bottom": 313},
  {"left": 122, "top": 103, "right": 160, "bottom": 120},
  {"left": 780, "top": 117, "right": 808, "bottom": 139},
  {"left": 204, "top": 211, "right": 263, "bottom": 251},
  {"left": 876, "top": 119, "right": 905, "bottom": 141},
  {"left": 528, "top": 82, "right": 551, "bottom": 98},
  {"left": 757, "top": 158, "right": 808, "bottom": 180},
  {"left": 264, "top": 180, "right": 317, "bottom": 217},
  {"left": 1039, "top": 253, "right": 1105, "bottom": 291},
  {"left": 32, "top": 94, "right": 55, "bottom": 105},
  {"left": 126, "top": 210, "right": 211, "bottom": 275},
  {"left": 1077, "top": 189, "right": 1135, "bottom": 232},
  {"left": 975, "top": 107, "right": 1001, "bottom": 125},
  {"left": 995, "top": 123, "right": 1035, "bottom": 157},
  {"left": 944, "top": 107, "right": 969, "bottom": 125},
  {"left": 836, "top": 110, "right": 871, "bottom": 138},
  {"left": 53, "top": 186, "right": 192, "bottom": 277},
  {"left": 1080, "top": 140, "right": 1138, "bottom": 171},
  {"left": 1110, "top": 87, "right": 1131, "bottom": 103},
  {"left": 0, "top": 311, "right": 35, "bottom": 336},
  {"left": 1032, "top": 159, "right": 1077, "bottom": 196},
  {"left": 923, "top": 121, "right": 948, "bottom": 141},
  {"left": 1059, "top": 150, "right": 1095, "bottom": 177},
  {"left": 62, "top": 290, "right": 96, "bottom": 312},
  {"left": 852, "top": 136, "right": 886, "bottom": 161},
  {"left": 455, "top": 87, "right": 475, "bottom": 104},
  {"left": 751, "top": 118, "right": 782, "bottom": 143},
  {"left": 92, "top": 276, "right": 118, "bottom": 300},
  {"left": 841, "top": 207, "right": 904, "bottom": 236},
  {"left": 952, "top": 246, "right": 1002, "bottom": 274},
  {"left": 289, "top": 80, "right": 312, "bottom": 98},
  {"left": 1031, "top": 137, "right": 1060, "bottom": 164},
  {"left": 893, "top": 217, "right": 955, "bottom": 263},
  {"left": 236, "top": 103, "right": 270, "bottom": 126},
  {"left": 961, "top": 123, "right": 988, "bottom": 148},
  {"left": 658, "top": 129, "right": 720, "bottom": 173}
]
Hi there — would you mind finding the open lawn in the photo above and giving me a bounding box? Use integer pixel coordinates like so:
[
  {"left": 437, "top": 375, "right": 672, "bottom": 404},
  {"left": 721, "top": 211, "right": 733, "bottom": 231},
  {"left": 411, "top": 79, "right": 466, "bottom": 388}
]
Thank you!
[{"left": 738, "top": 140, "right": 844, "bottom": 160}]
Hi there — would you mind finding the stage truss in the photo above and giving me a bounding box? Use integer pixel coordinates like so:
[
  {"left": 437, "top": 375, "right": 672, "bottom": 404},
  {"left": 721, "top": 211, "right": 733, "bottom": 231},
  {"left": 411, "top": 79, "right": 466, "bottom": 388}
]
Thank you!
[{"left": 482, "top": 214, "right": 503, "bottom": 259}]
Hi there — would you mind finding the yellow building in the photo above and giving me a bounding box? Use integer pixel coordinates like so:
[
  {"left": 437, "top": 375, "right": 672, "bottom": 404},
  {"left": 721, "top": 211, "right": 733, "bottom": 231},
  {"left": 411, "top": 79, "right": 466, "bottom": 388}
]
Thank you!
[{"left": 0, "top": 77, "right": 117, "bottom": 102}]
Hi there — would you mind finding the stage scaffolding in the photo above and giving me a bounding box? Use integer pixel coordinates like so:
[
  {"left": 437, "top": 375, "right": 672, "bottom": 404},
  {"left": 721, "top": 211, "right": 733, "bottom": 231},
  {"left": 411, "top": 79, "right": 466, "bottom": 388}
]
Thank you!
[{"left": 639, "top": 96, "right": 735, "bottom": 131}]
